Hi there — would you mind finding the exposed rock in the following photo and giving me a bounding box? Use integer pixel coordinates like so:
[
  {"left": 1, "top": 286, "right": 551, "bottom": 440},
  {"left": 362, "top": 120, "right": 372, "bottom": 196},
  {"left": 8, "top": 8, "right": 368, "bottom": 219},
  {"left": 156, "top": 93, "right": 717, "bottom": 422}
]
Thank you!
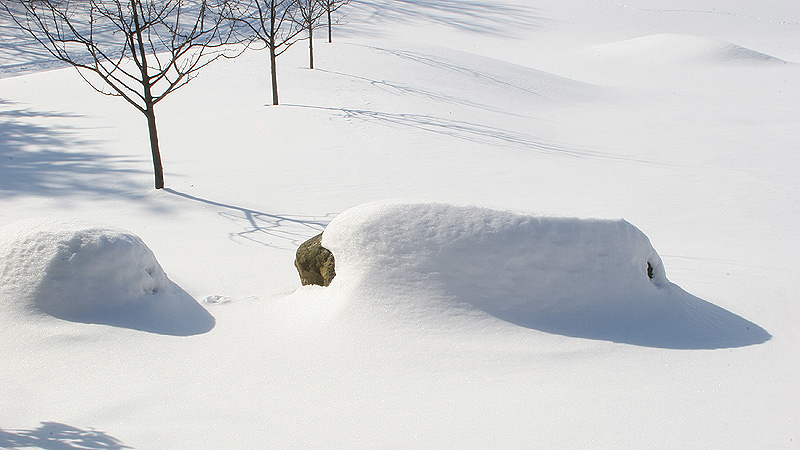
[{"left": 294, "top": 233, "right": 336, "bottom": 286}]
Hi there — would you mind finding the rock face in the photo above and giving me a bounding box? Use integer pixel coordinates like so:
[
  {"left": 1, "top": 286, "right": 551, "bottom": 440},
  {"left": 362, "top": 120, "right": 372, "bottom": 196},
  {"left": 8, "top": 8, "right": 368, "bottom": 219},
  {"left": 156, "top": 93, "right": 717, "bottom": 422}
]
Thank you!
[{"left": 295, "top": 233, "right": 336, "bottom": 286}]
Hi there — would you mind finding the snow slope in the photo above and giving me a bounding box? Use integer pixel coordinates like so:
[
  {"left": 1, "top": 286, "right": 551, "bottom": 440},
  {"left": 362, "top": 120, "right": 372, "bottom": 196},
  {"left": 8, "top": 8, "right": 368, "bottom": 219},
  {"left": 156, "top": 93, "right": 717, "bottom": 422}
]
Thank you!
[{"left": 1, "top": 0, "right": 798, "bottom": 448}]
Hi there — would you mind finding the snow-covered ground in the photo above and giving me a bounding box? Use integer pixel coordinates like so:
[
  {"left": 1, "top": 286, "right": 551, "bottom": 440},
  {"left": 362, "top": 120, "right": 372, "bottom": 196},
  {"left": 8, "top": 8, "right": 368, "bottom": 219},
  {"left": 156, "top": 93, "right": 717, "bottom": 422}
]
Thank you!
[{"left": 1, "top": 1, "right": 798, "bottom": 448}]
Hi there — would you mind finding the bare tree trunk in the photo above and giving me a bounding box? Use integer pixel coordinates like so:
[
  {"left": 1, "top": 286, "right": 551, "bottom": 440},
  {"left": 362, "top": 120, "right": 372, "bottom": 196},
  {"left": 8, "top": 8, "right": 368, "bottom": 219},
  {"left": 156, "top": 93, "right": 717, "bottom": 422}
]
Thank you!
[
  {"left": 269, "top": 44, "right": 279, "bottom": 105},
  {"left": 308, "top": 26, "right": 314, "bottom": 69},
  {"left": 130, "top": 0, "right": 165, "bottom": 189},
  {"left": 267, "top": 0, "right": 281, "bottom": 105},
  {"left": 327, "top": 8, "right": 331, "bottom": 43},
  {"left": 128, "top": 0, "right": 162, "bottom": 189},
  {"left": 145, "top": 106, "right": 165, "bottom": 189}
]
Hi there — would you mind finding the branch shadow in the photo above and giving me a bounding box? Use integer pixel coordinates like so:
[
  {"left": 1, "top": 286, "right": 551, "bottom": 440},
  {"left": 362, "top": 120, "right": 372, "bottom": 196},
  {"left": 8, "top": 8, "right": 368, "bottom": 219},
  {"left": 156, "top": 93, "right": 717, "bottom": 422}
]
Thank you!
[
  {"left": 0, "top": 100, "right": 146, "bottom": 198},
  {"left": 0, "top": 422, "right": 132, "bottom": 450},
  {"left": 316, "top": 68, "right": 530, "bottom": 117},
  {"left": 363, "top": 45, "right": 548, "bottom": 97},
  {"left": 288, "top": 104, "right": 667, "bottom": 166},
  {"left": 347, "top": 0, "right": 546, "bottom": 38},
  {"left": 163, "top": 189, "right": 336, "bottom": 250},
  {"left": 0, "top": 10, "right": 72, "bottom": 78}
]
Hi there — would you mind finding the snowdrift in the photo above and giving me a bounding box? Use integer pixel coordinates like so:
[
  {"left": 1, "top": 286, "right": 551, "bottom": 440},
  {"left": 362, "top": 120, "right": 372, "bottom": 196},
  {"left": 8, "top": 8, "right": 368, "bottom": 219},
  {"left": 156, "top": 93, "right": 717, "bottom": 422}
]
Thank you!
[
  {"left": 320, "top": 201, "right": 769, "bottom": 348},
  {"left": 585, "top": 34, "right": 785, "bottom": 65},
  {"left": 0, "top": 220, "right": 214, "bottom": 335}
]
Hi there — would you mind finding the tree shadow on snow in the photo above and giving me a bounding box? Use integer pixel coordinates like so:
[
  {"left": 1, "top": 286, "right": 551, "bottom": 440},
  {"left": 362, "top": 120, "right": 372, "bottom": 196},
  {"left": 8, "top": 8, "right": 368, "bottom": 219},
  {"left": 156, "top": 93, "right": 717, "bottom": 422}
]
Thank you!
[
  {"left": 358, "top": 45, "right": 550, "bottom": 98},
  {"left": 164, "top": 188, "right": 335, "bottom": 250},
  {"left": 0, "top": 422, "right": 131, "bottom": 450},
  {"left": 0, "top": 11, "right": 73, "bottom": 77},
  {"left": 346, "top": 0, "right": 546, "bottom": 39},
  {"left": 0, "top": 101, "right": 146, "bottom": 197},
  {"left": 316, "top": 68, "right": 527, "bottom": 117},
  {"left": 290, "top": 104, "right": 662, "bottom": 166}
]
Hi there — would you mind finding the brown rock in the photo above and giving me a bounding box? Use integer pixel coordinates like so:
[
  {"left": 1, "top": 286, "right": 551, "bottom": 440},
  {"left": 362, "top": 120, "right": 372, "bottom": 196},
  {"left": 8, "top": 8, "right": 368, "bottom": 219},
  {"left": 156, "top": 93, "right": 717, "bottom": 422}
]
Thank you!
[{"left": 294, "top": 233, "right": 336, "bottom": 286}]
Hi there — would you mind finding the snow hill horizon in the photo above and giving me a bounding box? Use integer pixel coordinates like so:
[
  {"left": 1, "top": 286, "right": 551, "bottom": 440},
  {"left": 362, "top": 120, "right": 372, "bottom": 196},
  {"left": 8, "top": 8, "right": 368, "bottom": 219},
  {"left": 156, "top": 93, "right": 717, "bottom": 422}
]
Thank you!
[{"left": 1, "top": 0, "right": 799, "bottom": 448}]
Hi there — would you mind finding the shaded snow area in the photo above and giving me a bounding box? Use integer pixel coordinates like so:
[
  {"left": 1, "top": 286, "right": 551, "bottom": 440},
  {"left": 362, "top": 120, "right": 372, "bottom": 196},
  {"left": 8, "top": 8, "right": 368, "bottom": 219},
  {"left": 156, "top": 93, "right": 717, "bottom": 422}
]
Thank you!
[
  {"left": 0, "top": 220, "right": 213, "bottom": 335},
  {"left": 315, "top": 201, "right": 768, "bottom": 349}
]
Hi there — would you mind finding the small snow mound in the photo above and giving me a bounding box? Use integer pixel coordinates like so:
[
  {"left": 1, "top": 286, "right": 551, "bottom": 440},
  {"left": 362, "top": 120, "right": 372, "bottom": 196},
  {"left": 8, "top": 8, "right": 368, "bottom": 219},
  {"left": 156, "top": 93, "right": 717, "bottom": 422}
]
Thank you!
[
  {"left": 0, "top": 220, "right": 214, "bottom": 335},
  {"left": 587, "top": 34, "right": 784, "bottom": 65},
  {"left": 319, "top": 201, "right": 769, "bottom": 348}
]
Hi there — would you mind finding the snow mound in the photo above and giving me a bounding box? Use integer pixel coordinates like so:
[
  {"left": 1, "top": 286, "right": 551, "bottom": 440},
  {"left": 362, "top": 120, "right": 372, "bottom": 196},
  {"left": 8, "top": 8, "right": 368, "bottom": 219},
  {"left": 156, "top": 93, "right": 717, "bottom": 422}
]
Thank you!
[
  {"left": 0, "top": 220, "right": 214, "bottom": 335},
  {"left": 320, "top": 201, "right": 769, "bottom": 348},
  {"left": 587, "top": 34, "right": 784, "bottom": 65}
]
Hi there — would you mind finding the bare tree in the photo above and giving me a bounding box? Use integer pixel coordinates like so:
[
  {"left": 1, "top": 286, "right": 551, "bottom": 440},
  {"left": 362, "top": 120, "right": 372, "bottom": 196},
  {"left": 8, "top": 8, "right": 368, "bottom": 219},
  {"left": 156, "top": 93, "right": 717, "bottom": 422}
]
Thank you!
[
  {"left": 1, "top": 0, "right": 238, "bottom": 189},
  {"left": 292, "top": 0, "right": 323, "bottom": 69},
  {"left": 318, "top": 0, "right": 347, "bottom": 43},
  {"left": 223, "top": 0, "right": 300, "bottom": 105}
]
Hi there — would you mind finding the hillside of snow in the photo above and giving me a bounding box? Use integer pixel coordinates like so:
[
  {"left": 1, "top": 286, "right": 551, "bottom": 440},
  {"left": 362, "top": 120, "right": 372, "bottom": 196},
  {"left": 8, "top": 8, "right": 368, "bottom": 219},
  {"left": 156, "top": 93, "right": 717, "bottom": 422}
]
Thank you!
[{"left": 1, "top": 0, "right": 799, "bottom": 448}]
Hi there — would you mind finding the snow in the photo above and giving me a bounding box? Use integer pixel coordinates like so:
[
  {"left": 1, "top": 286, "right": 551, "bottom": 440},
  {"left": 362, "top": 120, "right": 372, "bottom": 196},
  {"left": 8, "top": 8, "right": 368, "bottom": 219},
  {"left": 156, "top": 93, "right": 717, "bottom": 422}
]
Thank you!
[
  {"left": 315, "top": 201, "right": 768, "bottom": 349},
  {"left": 583, "top": 33, "right": 786, "bottom": 65},
  {"left": 0, "top": 220, "right": 213, "bottom": 335},
  {"left": 1, "top": 0, "right": 799, "bottom": 448}
]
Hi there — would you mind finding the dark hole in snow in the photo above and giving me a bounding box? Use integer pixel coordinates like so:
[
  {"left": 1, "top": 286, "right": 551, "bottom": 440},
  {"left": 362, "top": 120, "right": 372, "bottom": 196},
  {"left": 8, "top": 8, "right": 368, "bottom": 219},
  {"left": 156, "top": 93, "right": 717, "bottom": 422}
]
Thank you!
[{"left": 647, "top": 261, "right": 654, "bottom": 279}]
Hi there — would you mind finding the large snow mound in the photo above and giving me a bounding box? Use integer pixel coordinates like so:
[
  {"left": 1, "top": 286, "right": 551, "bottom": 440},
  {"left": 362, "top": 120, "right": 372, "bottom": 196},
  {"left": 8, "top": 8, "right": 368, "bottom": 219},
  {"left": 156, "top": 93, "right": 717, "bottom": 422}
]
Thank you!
[
  {"left": 0, "top": 220, "right": 214, "bottom": 335},
  {"left": 586, "top": 34, "right": 785, "bottom": 65},
  {"left": 320, "top": 201, "right": 770, "bottom": 348}
]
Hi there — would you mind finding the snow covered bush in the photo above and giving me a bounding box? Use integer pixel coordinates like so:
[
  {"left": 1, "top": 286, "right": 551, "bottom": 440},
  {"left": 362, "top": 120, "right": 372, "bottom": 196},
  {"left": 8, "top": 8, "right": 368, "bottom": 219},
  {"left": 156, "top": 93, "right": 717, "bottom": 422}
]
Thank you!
[
  {"left": 0, "top": 220, "right": 214, "bottom": 335},
  {"left": 311, "top": 201, "right": 769, "bottom": 348}
]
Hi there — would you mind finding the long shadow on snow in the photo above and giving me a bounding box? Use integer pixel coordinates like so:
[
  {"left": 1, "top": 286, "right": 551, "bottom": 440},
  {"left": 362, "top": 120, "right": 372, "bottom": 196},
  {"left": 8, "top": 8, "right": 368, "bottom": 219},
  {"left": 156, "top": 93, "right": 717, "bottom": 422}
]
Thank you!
[
  {"left": 347, "top": 0, "right": 545, "bottom": 38},
  {"left": 0, "top": 422, "right": 131, "bottom": 450},
  {"left": 164, "top": 188, "right": 335, "bottom": 249},
  {"left": 435, "top": 260, "right": 771, "bottom": 349},
  {"left": 361, "top": 45, "right": 549, "bottom": 98},
  {"left": 470, "top": 286, "right": 772, "bottom": 349},
  {"left": 0, "top": 101, "right": 146, "bottom": 197},
  {"left": 316, "top": 68, "right": 527, "bottom": 117},
  {"left": 290, "top": 104, "right": 665, "bottom": 165}
]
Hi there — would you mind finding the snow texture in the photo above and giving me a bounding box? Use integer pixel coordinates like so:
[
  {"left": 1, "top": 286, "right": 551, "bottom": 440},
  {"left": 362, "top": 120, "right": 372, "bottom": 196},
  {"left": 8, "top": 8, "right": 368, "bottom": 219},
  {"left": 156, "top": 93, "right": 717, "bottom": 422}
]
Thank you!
[
  {"left": 321, "top": 201, "right": 770, "bottom": 348},
  {"left": 0, "top": 220, "right": 214, "bottom": 335}
]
